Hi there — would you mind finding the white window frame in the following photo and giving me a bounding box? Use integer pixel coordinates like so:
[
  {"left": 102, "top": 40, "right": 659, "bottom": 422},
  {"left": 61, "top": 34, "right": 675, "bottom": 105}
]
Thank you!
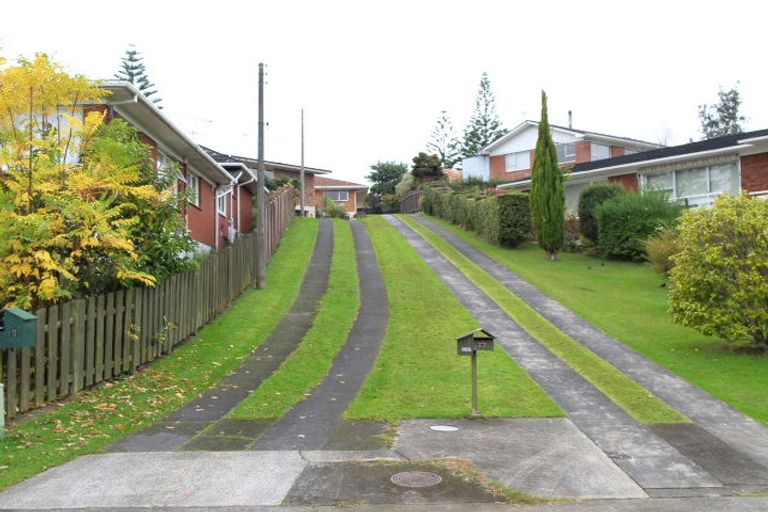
[
  {"left": 505, "top": 151, "right": 530, "bottom": 172},
  {"left": 591, "top": 143, "right": 611, "bottom": 161},
  {"left": 326, "top": 190, "right": 349, "bottom": 202},
  {"left": 641, "top": 161, "right": 741, "bottom": 207},
  {"left": 556, "top": 142, "right": 577, "bottom": 164},
  {"left": 217, "top": 192, "right": 227, "bottom": 215},
  {"left": 187, "top": 174, "right": 200, "bottom": 207}
]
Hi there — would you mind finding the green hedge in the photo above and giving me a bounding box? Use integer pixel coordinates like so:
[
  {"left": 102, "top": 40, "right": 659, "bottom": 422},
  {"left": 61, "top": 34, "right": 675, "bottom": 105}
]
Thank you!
[
  {"left": 424, "top": 186, "right": 531, "bottom": 247},
  {"left": 577, "top": 183, "right": 627, "bottom": 244}
]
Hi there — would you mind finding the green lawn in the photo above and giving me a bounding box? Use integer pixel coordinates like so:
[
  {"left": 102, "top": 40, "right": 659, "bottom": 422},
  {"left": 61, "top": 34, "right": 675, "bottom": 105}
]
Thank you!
[
  {"left": 345, "top": 216, "right": 563, "bottom": 422},
  {"left": 0, "top": 218, "right": 319, "bottom": 491},
  {"left": 230, "top": 219, "right": 360, "bottom": 419},
  {"left": 400, "top": 215, "right": 686, "bottom": 425},
  {"left": 424, "top": 215, "right": 768, "bottom": 425}
]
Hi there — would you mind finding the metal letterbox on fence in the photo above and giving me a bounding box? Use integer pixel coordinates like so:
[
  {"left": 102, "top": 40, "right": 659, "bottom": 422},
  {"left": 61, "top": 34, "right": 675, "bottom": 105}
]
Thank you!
[{"left": 0, "top": 308, "right": 38, "bottom": 349}]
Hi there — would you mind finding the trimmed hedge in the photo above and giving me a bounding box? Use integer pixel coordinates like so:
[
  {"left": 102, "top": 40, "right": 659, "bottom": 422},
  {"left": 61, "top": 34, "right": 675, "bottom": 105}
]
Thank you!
[
  {"left": 578, "top": 183, "right": 627, "bottom": 244},
  {"left": 424, "top": 186, "right": 531, "bottom": 247},
  {"left": 595, "top": 191, "right": 682, "bottom": 261}
]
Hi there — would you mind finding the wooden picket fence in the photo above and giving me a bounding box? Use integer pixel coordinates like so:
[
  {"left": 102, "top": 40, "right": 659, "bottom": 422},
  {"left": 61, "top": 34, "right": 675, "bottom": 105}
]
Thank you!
[
  {"left": 399, "top": 189, "right": 424, "bottom": 214},
  {"left": 1, "top": 186, "right": 295, "bottom": 419}
]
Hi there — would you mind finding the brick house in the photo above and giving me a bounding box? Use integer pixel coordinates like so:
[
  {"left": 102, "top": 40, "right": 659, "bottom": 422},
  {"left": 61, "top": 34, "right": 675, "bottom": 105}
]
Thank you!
[
  {"left": 203, "top": 147, "right": 332, "bottom": 217},
  {"left": 498, "top": 128, "right": 768, "bottom": 212},
  {"left": 100, "top": 81, "right": 248, "bottom": 252},
  {"left": 314, "top": 176, "right": 368, "bottom": 217},
  {"left": 463, "top": 120, "right": 661, "bottom": 189}
]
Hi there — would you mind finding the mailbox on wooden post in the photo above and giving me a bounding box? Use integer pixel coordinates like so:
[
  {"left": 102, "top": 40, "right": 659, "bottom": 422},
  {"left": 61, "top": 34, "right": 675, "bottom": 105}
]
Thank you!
[
  {"left": 456, "top": 328, "right": 495, "bottom": 418},
  {"left": 0, "top": 308, "right": 38, "bottom": 349}
]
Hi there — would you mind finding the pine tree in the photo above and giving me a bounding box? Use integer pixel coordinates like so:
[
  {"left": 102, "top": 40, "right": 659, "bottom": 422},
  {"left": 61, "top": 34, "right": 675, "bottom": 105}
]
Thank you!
[
  {"left": 698, "top": 83, "right": 745, "bottom": 139},
  {"left": 426, "top": 111, "right": 461, "bottom": 168},
  {"left": 115, "top": 45, "right": 162, "bottom": 109},
  {"left": 530, "top": 91, "right": 565, "bottom": 261},
  {"left": 461, "top": 72, "right": 507, "bottom": 158}
]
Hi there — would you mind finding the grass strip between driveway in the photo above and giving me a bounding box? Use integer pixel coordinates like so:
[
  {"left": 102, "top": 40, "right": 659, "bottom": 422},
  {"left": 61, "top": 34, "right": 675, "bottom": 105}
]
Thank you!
[
  {"left": 344, "top": 216, "right": 563, "bottom": 422},
  {"left": 400, "top": 215, "right": 687, "bottom": 425},
  {"left": 230, "top": 219, "right": 360, "bottom": 420},
  {"left": 0, "top": 218, "right": 319, "bottom": 492},
  {"left": 423, "top": 214, "right": 768, "bottom": 425}
]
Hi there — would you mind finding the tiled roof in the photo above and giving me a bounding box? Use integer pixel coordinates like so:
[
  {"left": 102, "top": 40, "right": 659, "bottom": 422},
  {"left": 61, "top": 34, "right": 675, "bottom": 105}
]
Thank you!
[{"left": 315, "top": 176, "right": 368, "bottom": 189}]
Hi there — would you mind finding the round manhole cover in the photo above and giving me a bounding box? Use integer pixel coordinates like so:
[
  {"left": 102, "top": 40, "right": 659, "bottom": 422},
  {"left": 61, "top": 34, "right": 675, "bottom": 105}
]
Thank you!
[
  {"left": 430, "top": 425, "right": 459, "bottom": 432},
  {"left": 390, "top": 471, "right": 443, "bottom": 488}
]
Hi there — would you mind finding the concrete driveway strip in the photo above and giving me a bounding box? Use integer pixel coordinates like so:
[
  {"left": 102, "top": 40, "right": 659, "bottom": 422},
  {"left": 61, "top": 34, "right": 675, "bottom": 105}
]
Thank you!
[
  {"left": 384, "top": 215, "right": 718, "bottom": 490},
  {"left": 253, "top": 220, "right": 389, "bottom": 450},
  {"left": 0, "top": 451, "right": 307, "bottom": 509},
  {"left": 109, "top": 219, "right": 335, "bottom": 453},
  {"left": 411, "top": 214, "right": 768, "bottom": 470}
]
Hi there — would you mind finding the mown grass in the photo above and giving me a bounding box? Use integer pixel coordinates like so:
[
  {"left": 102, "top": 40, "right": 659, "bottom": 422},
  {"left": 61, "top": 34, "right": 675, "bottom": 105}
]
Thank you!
[
  {"left": 0, "top": 218, "right": 319, "bottom": 491},
  {"left": 424, "top": 214, "right": 768, "bottom": 425},
  {"left": 230, "top": 219, "right": 360, "bottom": 419},
  {"left": 401, "top": 215, "right": 687, "bottom": 425},
  {"left": 344, "top": 216, "right": 563, "bottom": 422}
]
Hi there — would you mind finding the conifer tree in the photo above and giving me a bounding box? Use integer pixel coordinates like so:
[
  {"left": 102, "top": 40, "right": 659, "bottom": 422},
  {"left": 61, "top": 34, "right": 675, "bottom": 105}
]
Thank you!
[
  {"left": 115, "top": 45, "right": 162, "bottom": 108},
  {"left": 426, "top": 111, "right": 461, "bottom": 168},
  {"left": 461, "top": 72, "right": 507, "bottom": 158},
  {"left": 530, "top": 91, "right": 565, "bottom": 261}
]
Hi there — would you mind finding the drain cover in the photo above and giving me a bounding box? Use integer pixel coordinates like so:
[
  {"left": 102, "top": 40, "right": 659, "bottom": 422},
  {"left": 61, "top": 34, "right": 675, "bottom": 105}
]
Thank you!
[
  {"left": 430, "top": 425, "right": 459, "bottom": 432},
  {"left": 390, "top": 471, "right": 443, "bottom": 488},
  {"left": 606, "top": 451, "right": 633, "bottom": 460}
]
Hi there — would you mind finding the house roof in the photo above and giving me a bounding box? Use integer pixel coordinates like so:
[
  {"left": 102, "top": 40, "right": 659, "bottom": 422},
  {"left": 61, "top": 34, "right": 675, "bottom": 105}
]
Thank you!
[
  {"left": 201, "top": 146, "right": 332, "bottom": 175},
  {"left": 498, "top": 128, "right": 768, "bottom": 189},
  {"left": 481, "top": 120, "right": 663, "bottom": 155},
  {"left": 442, "top": 168, "right": 462, "bottom": 182},
  {"left": 315, "top": 176, "right": 368, "bottom": 190},
  {"left": 99, "top": 81, "right": 233, "bottom": 186}
]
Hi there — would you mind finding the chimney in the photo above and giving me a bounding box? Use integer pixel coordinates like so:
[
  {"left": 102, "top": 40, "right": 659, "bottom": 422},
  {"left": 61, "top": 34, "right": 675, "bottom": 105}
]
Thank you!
[{"left": 568, "top": 110, "right": 573, "bottom": 129}]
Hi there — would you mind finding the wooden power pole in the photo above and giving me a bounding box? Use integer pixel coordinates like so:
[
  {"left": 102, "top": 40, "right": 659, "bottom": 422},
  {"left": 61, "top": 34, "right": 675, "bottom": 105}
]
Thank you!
[
  {"left": 300, "top": 109, "right": 305, "bottom": 217},
  {"left": 255, "top": 63, "right": 267, "bottom": 288}
]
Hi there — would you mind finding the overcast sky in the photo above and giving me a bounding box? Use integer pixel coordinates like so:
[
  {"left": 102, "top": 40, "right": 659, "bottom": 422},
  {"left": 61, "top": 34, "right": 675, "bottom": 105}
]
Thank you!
[{"left": 2, "top": 1, "right": 766, "bottom": 184}]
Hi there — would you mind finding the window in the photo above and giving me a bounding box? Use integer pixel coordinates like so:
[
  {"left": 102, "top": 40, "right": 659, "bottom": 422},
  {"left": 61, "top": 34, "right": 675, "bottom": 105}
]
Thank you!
[
  {"left": 556, "top": 142, "right": 576, "bottom": 163},
  {"left": 591, "top": 143, "right": 610, "bottom": 161},
  {"left": 505, "top": 151, "right": 530, "bottom": 172},
  {"left": 217, "top": 192, "right": 227, "bottom": 215},
  {"left": 326, "top": 190, "right": 349, "bottom": 201},
  {"left": 187, "top": 174, "right": 200, "bottom": 207},
  {"left": 642, "top": 161, "right": 740, "bottom": 207}
]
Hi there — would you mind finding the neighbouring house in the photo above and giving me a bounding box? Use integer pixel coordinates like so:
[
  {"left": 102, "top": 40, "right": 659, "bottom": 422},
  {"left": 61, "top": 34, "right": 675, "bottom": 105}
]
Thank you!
[
  {"left": 442, "top": 168, "right": 462, "bottom": 182},
  {"left": 203, "top": 146, "right": 332, "bottom": 217},
  {"left": 99, "top": 81, "right": 249, "bottom": 252},
  {"left": 463, "top": 120, "right": 662, "bottom": 187},
  {"left": 498, "top": 128, "right": 768, "bottom": 212},
  {"left": 314, "top": 176, "right": 369, "bottom": 217}
]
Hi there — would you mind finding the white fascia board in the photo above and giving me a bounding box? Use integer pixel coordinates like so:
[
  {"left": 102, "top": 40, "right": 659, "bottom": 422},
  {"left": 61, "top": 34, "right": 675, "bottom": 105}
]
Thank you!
[
  {"left": 585, "top": 133, "right": 662, "bottom": 149},
  {"left": 102, "top": 81, "right": 233, "bottom": 186},
  {"left": 738, "top": 135, "right": 768, "bottom": 144}
]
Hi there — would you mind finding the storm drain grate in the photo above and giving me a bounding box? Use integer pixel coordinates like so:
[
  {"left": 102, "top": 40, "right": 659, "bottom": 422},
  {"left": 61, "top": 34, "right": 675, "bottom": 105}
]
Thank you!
[{"left": 390, "top": 471, "right": 443, "bottom": 488}]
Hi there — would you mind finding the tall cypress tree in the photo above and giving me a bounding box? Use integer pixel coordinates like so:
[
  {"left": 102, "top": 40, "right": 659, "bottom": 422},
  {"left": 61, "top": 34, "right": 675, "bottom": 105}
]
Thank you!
[
  {"left": 461, "top": 72, "right": 507, "bottom": 158},
  {"left": 115, "top": 45, "right": 162, "bottom": 109},
  {"left": 530, "top": 91, "right": 565, "bottom": 261}
]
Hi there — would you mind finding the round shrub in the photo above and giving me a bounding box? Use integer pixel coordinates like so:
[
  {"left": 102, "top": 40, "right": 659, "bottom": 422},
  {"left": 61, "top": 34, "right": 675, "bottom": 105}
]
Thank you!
[
  {"left": 595, "top": 191, "right": 682, "bottom": 261},
  {"left": 578, "top": 183, "right": 627, "bottom": 244},
  {"left": 670, "top": 194, "right": 768, "bottom": 350}
]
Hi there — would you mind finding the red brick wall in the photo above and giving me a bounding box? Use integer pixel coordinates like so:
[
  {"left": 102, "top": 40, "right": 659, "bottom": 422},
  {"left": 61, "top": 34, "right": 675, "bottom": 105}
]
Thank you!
[
  {"left": 611, "top": 146, "right": 626, "bottom": 158},
  {"left": 315, "top": 189, "right": 356, "bottom": 213},
  {"left": 490, "top": 155, "right": 507, "bottom": 181},
  {"left": 740, "top": 153, "right": 768, "bottom": 194},
  {"left": 575, "top": 141, "right": 591, "bottom": 163},
  {"left": 273, "top": 169, "right": 315, "bottom": 209},
  {"left": 505, "top": 170, "right": 532, "bottom": 181},
  {"left": 187, "top": 178, "right": 216, "bottom": 248},
  {"left": 608, "top": 173, "right": 640, "bottom": 192}
]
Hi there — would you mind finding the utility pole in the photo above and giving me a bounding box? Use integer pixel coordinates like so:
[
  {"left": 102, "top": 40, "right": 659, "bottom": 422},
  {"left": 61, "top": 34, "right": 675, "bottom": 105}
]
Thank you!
[
  {"left": 300, "top": 109, "right": 305, "bottom": 217},
  {"left": 255, "top": 63, "right": 267, "bottom": 289}
]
